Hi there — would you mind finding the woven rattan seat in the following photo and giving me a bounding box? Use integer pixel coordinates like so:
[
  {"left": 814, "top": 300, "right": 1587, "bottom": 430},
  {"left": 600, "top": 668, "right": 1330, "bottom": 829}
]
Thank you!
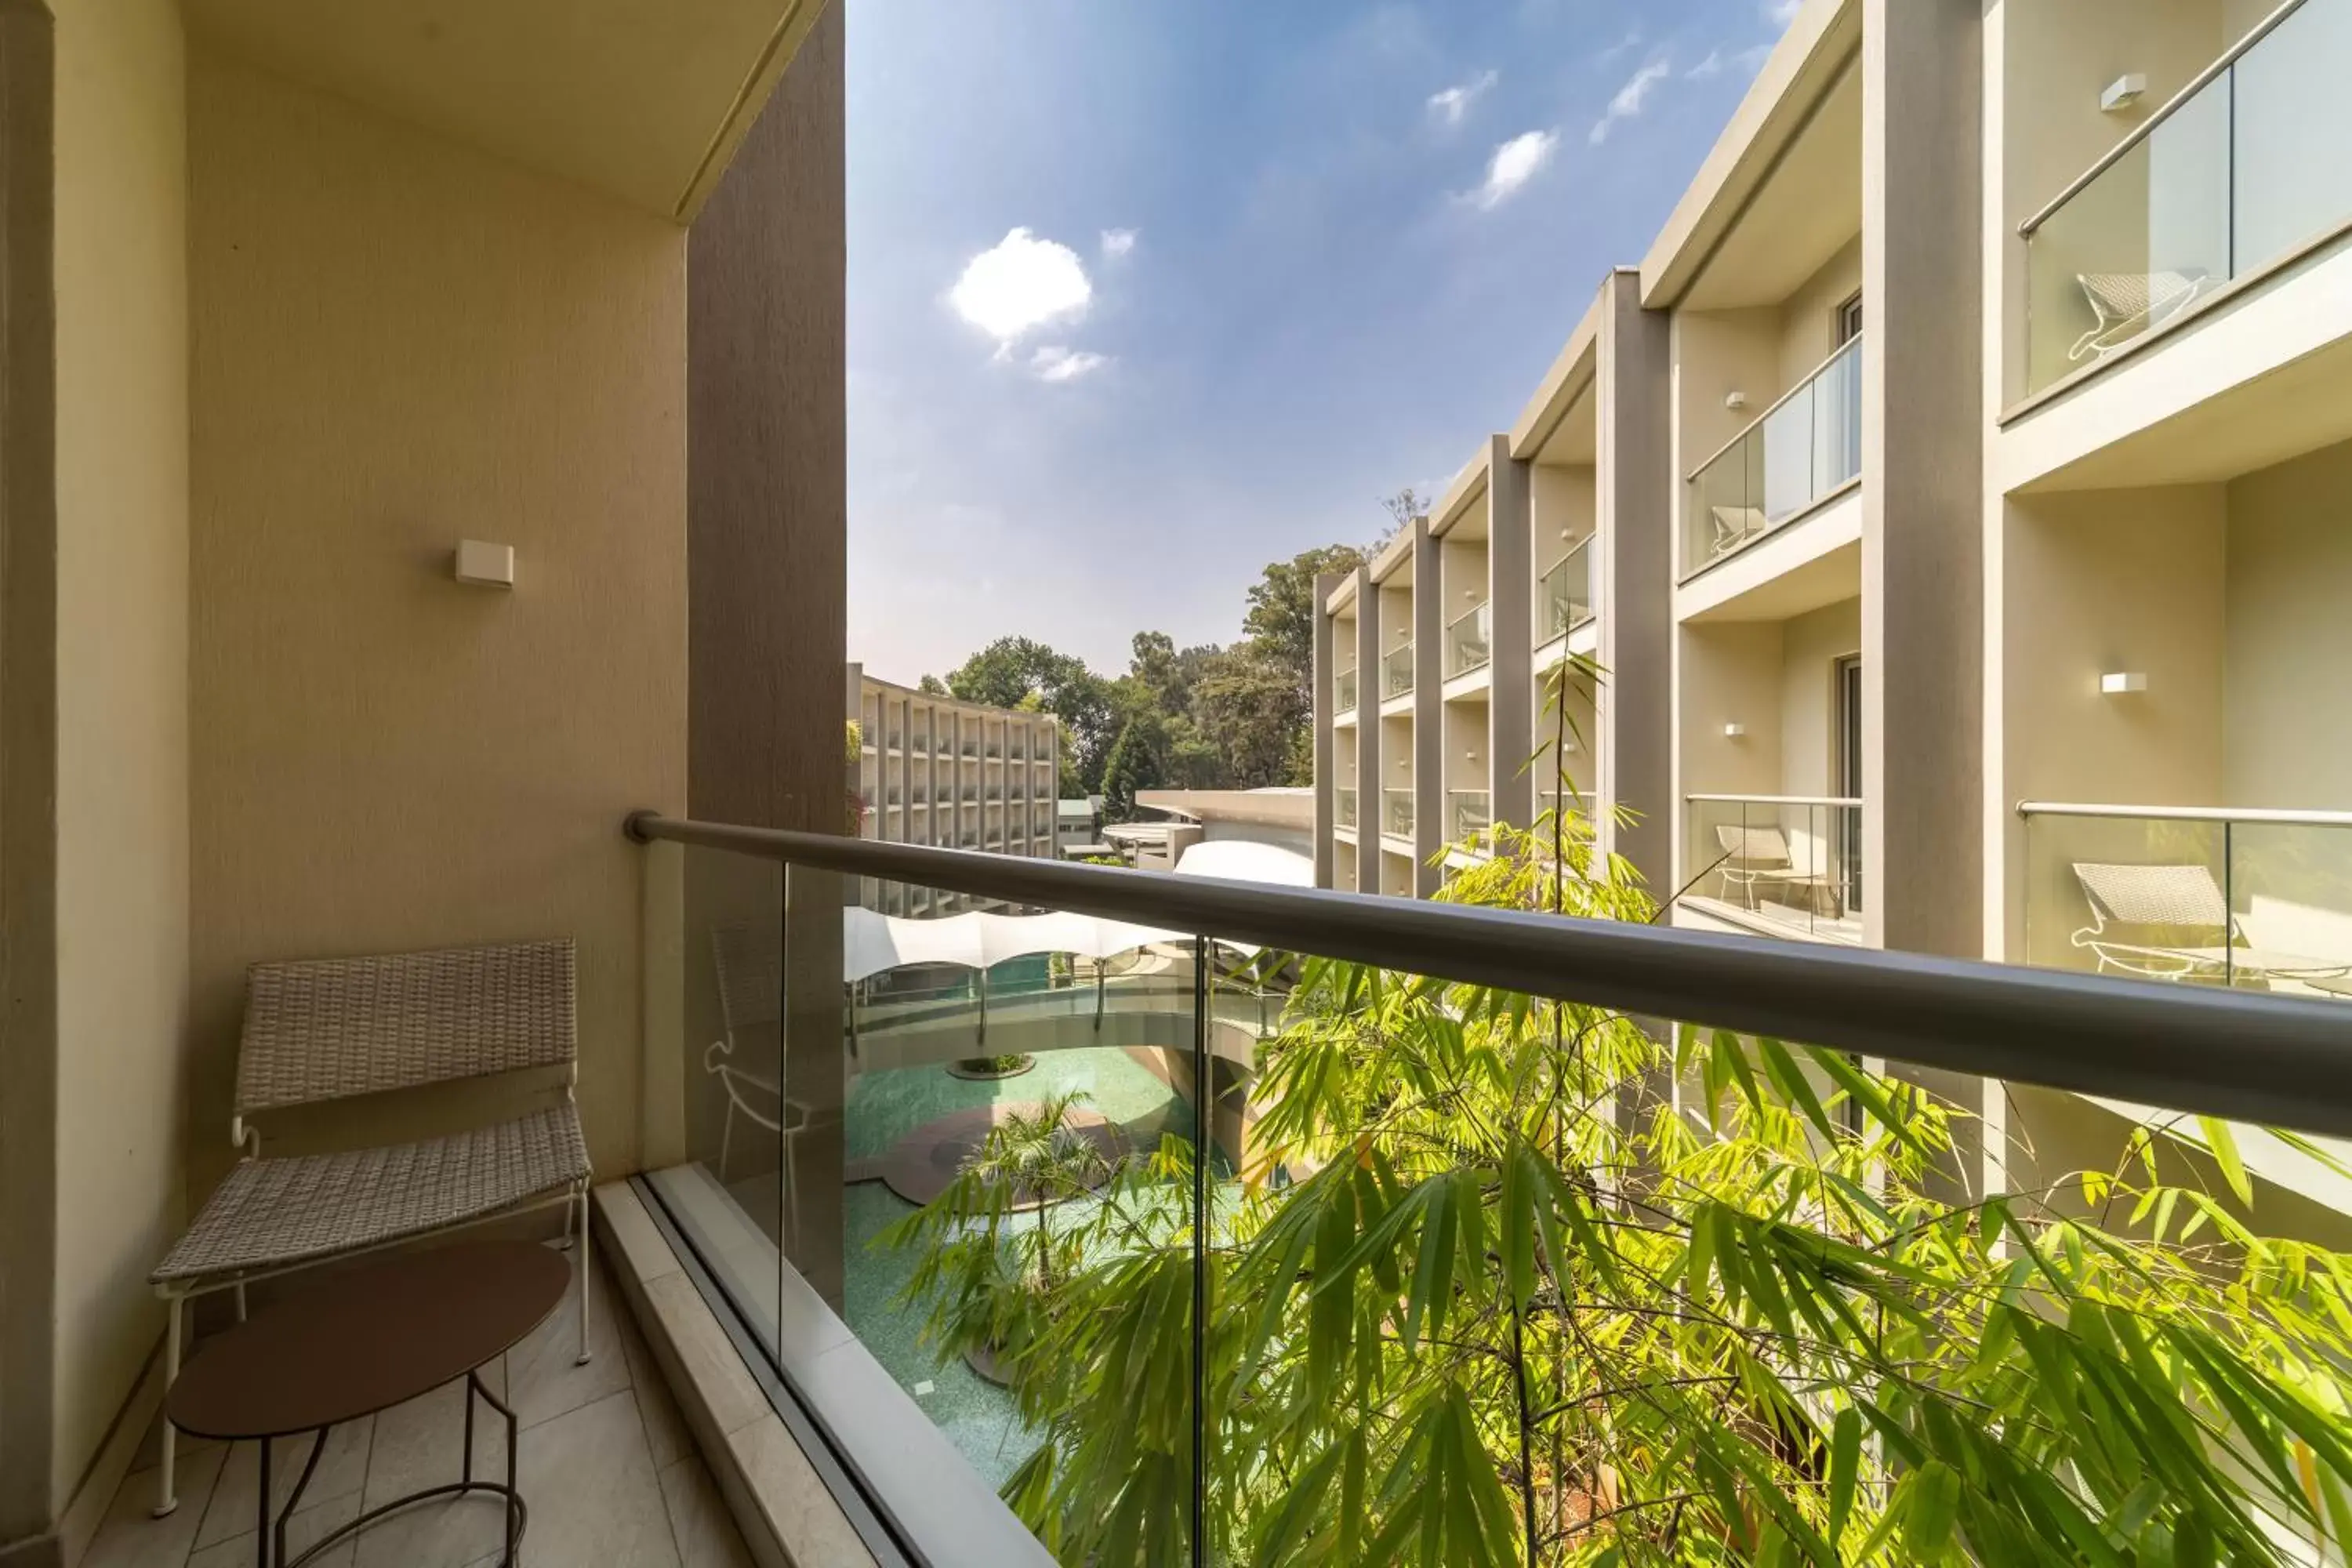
[{"left": 153, "top": 1107, "right": 588, "bottom": 1283}]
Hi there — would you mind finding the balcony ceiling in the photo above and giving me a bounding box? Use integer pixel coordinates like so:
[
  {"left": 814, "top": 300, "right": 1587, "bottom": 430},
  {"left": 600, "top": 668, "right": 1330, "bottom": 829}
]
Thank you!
[
  {"left": 188, "top": 0, "right": 825, "bottom": 220},
  {"left": 1679, "top": 60, "right": 1862, "bottom": 312}
]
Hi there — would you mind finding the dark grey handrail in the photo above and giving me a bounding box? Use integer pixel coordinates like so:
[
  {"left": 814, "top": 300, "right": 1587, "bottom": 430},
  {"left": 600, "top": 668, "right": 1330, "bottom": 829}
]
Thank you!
[{"left": 626, "top": 811, "right": 2352, "bottom": 1138}]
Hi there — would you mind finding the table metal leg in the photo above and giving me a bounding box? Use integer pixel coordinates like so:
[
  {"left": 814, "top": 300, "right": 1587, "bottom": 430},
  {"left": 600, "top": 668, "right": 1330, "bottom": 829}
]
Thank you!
[
  {"left": 255, "top": 1438, "right": 269, "bottom": 1568},
  {"left": 276, "top": 1371, "right": 528, "bottom": 1568},
  {"left": 274, "top": 1428, "right": 327, "bottom": 1568}
]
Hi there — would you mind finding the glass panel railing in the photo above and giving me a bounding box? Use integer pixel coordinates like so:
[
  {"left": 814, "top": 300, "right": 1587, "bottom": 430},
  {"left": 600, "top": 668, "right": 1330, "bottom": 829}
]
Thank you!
[
  {"left": 1382, "top": 786, "right": 1414, "bottom": 838},
  {"left": 2021, "top": 804, "right": 2352, "bottom": 996},
  {"left": 1333, "top": 668, "right": 1357, "bottom": 712},
  {"left": 635, "top": 816, "right": 2352, "bottom": 1566},
  {"left": 1445, "top": 600, "right": 1491, "bottom": 677},
  {"left": 1381, "top": 641, "right": 1414, "bottom": 699},
  {"left": 1683, "top": 333, "right": 1862, "bottom": 578},
  {"left": 2024, "top": 0, "right": 2352, "bottom": 395},
  {"left": 1449, "top": 788, "right": 1490, "bottom": 840},
  {"left": 1538, "top": 536, "right": 1594, "bottom": 641},
  {"left": 1334, "top": 786, "right": 1357, "bottom": 829},
  {"left": 1681, "top": 794, "right": 1864, "bottom": 944}
]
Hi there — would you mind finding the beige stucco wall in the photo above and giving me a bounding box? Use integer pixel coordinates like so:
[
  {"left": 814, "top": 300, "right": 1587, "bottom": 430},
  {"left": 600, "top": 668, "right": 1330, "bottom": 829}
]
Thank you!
[
  {"left": 1777, "top": 235, "right": 1862, "bottom": 386},
  {"left": 45, "top": 0, "right": 191, "bottom": 1520},
  {"left": 1530, "top": 463, "right": 1595, "bottom": 579},
  {"left": 1776, "top": 597, "right": 1861, "bottom": 798},
  {"left": 187, "top": 47, "right": 688, "bottom": 1205},
  {"left": 2225, "top": 437, "right": 2352, "bottom": 809}
]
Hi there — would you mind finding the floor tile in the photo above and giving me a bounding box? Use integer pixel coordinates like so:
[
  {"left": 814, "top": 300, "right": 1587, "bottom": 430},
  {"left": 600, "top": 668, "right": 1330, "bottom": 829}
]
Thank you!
[
  {"left": 658, "top": 1457, "right": 753, "bottom": 1568},
  {"left": 620, "top": 1308, "right": 693, "bottom": 1471},
  {"left": 512, "top": 1389, "right": 680, "bottom": 1568},
  {"left": 507, "top": 1248, "right": 628, "bottom": 1430},
  {"left": 83, "top": 1444, "right": 229, "bottom": 1568},
  {"left": 194, "top": 1419, "right": 372, "bottom": 1548},
  {"left": 644, "top": 1272, "right": 769, "bottom": 1437},
  {"left": 735, "top": 1415, "right": 878, "bottom": 1568},
  {"left": 351, "top": 1382, "right": 512, "bottom": 1568},
  {"left": 187, "top": 1491, "right": 362, "bottom": 1568}
]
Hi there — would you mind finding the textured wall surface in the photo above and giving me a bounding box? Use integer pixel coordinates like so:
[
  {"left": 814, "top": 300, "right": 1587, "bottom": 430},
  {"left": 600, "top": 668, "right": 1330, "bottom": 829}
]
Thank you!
[{"left": 187, "top": 45, "right": 689, "bottom": 1204}]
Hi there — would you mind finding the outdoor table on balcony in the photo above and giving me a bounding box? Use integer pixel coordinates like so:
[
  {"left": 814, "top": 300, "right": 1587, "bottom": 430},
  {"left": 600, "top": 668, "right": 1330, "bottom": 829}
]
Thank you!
[{"left": 165, "top": 1240, "right": 567, "bottom": 1567}]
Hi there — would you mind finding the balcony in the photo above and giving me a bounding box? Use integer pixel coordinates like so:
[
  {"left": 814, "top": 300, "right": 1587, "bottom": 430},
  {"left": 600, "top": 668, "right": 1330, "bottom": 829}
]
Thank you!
[
  {"left": 1681, "top": 794, "right": 1864, "bottom": 946},
  {"left": 1449, "top": 789, "right": 1490, "bottom": 841},
  {"left": 2020, "top": 802, "right": 2352, "bottom": 998},
  {"left": 1334, "top": 786, "right": 1357, "bottom": 829},
  {"left": 1684, "top": 333, "right": 1862, "bottom": 578},
  {"left": 1445, "top": 600, "right": 1491, "bottom": 677},
  {"left": 1334, "top": 667, "right": 1358, "bottom": 712},
  {"left": 2020, "top": 0, "right": 2352, "bottom": 397},
  {"left": 1381, "top": 641, "right": 1415, "bottom": 699},
  {"left": 1382, "top": 786, "right": 1414, "bottom": 839},
  {"left": 628, "top": 811, "right": 2352, "bottom": 1568},
  {"left": 1540, "top": 536, "right": 1595, "bottom": 641}
]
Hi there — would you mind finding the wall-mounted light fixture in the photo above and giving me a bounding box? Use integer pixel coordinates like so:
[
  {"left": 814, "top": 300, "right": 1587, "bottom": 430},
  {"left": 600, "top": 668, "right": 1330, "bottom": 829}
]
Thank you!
[
  {"left": 1722, "top": 722, "right": 1747, "bottom": 739},
  {"left": 2100, "top": 74, "right": 2147, "bottom": 113},
  {"left": 1725, "top": 391, "right": 1748, "bottom": 413},
  {"left": 455, "top": 540, "right": 515, "bottom": 588},
  {"left": 2100, "top": 671, "right": 2148, "bottom": 695}
]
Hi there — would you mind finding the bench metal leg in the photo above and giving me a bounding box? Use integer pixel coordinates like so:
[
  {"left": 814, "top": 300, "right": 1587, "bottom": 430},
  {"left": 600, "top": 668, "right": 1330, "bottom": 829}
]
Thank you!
[
  {"left": 153, "top": 1294, "right": 183, "bottom": 1517},
  {"left": 575, "top": 1186, "right": 593, "bottom": 1366}
]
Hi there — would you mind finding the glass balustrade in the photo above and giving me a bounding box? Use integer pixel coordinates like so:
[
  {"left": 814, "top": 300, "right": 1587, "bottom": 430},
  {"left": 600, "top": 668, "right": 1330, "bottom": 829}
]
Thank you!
[
  {"left": 1334, "top": 668, "right": 1357, "bottom": 711},
  {"left": 1381, "top": 641, "right": 1414, "bottom": 699},
  {"left": 2020, "top": 804, "right": 2352, "bottom": 996},
  {"left": 1383, "top": 787, "right": 1414, "bottom": 838},
  {"left": 2024, "top": 0, "right": 2352, "bottom": 394},
  {"left": 1540, "top": 536, "right": 1595, "bottom": 640},
  {"left": 1449, "top": 788, "right": 1490, "bottom": 840},
  {"left": 1334, "top": 786, "right": 1357, "bottom": 829},
  {"left": 1682, "top": 794, "right": 1865, "bottom": 944},
  {"left": 1445, "top": 600, "right": 1492, "bottom": 677},
  {"left": 1684, "top": 333, "right": 1862, "bottom": 578}
]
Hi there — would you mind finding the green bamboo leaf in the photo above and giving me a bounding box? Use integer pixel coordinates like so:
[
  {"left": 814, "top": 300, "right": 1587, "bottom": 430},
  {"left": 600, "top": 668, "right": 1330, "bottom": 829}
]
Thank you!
[
  {"left": 1404, "top": 1176, "right": 1457, "bottom": 1349},
  {"left": 1901, "top": 1461, "right": 1961, "bottom": 1560},
  {"left": 1827, "top": 1406, "right": 1862, "bottom": 1539},
  {"left": 1758, "top": 1036, "right": 1835, "bottom": 1144},
  {"left": 1498, "top": 1139, "right": 1539, "bottom": 1312},
  {"left": 2198, "top": 1116, "right": 2255, "bottom": 1206}
]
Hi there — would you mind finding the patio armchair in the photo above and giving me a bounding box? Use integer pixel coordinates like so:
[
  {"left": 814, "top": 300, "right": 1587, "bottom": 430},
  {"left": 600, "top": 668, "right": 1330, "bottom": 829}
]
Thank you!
[
  {"left": 148, "top": 939, "right": 591, "bottom": 1515},
  {"left": 2070, "top": 270, "right": 2206, "bottom": 365},
  {"left": 1708, "top": 504, "right": 1768, "bottom": 557},
  {"left": 706, "top": 921, "right": 811, "bottom": 1252},
  {"left": 1714, "top": 824, "right": 1838, "bottom": 916},
  {"left": 2068, "top": 862, "right": 2350, "bottom": 988}
]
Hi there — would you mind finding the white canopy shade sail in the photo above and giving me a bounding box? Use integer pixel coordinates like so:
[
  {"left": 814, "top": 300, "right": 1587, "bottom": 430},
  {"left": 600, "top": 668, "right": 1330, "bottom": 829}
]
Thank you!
[{"left": 841, "top": 906, "right": 1192, "bottom": 984}]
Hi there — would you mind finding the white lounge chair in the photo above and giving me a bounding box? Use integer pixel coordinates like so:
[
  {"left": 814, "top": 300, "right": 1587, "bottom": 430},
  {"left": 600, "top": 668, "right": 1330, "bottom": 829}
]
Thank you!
[
  {"left": 2069, "top": 862, "right": 2350, "bottom": 987},
  {"left": 705, "top": 921, "right": 811, "bottom": 1250},
  {"left": 2070, "top": 270, "right": 2205, "bottom": 364},
  {"left": 1715, "top": 824, "right": 1836, "bottom": 917},
  {"left": 1708, "top": 505, "right": 1768, "bottom": 557}
]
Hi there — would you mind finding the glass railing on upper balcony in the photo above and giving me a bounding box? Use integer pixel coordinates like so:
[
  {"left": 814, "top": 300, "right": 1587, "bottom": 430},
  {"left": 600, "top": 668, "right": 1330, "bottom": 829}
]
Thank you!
[
  {"left": 1445, "top": 600, "right": 1491, "bottom": 677},
  {"left": 1382, "top": 786, "right": 1414, "bottom": 837},
  {"left": 1333, "top": 667, "right": 1357, "bottom": 712},
  {"left": 1381, "top": 641, "right": 1414, "bottom": 699},
  {"left": 1449, "top": 788, "right": 1490, "bottom": 840},
  {"left": 2020, "top": 0, "right": 2352, "bottom": 396},
  {"left": 631, "top": 811, "right": 2352, "bottom": 1568},
  {"left": 2020, "top": 802, "right": 2352, "bottom": 997},
  {"left": 1682, "top": 793, "right": 1865, "bottom": 946},
  {"left": 1539, "top": 536, "right": 1595, "bottom": 641},
  {"left": 1333, "top": 786, "right": 1358, "bottom": 829},
  {"left": 1684, "top": 333, "right": 1862, "bottom": 579}
]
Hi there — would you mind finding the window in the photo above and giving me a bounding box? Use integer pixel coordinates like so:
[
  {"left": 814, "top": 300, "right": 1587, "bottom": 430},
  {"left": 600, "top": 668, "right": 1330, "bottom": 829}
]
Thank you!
[{"left": 1835, "top": 292, "right": 1863, "bottom": 348}]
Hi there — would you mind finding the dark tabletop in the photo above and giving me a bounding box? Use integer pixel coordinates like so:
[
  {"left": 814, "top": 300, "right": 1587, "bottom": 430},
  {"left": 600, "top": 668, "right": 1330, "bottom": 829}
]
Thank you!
[{"left": 167, "top": 1240, "right": 571, "bottom": 1441}]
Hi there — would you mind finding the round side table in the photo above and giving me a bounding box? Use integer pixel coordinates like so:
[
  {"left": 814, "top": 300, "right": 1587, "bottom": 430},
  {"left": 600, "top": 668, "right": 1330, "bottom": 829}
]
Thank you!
[{"left": 166, "top": 1240, "right": 570, "bottom": 1567}]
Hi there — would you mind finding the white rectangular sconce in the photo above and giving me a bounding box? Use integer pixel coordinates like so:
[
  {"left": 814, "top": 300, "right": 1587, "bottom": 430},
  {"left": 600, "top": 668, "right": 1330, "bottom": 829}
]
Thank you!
[
  {"left": 455, "top": 540, "right": 515, "bottom": 588},
  {"left": 1722, "top": 722, "right": 1746, "bottom": 739},
  {"left": 2100, "top": 73, "right": 2147, "bottom": 112},
  {"left": 2100, "top": 671, "right": 2147, "bottom": 695}
]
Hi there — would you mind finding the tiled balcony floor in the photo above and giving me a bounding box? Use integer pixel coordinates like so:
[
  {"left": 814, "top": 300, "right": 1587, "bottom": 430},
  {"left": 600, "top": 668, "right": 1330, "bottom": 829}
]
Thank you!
[{"left": 82, "top": 1247, "right": 751, "bottom": 1568}]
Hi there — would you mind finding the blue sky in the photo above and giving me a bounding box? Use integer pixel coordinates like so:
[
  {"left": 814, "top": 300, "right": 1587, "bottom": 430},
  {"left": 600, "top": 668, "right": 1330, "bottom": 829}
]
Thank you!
[{"left": 848, "top": 0, "right": 1795, "bottom": 685}]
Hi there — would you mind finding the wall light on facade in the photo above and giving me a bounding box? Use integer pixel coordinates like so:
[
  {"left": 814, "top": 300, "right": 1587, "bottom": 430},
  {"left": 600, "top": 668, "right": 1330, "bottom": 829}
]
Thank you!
[
  {"left": 454, "top": 539, "right": 515, "bottom": 588},
  {"left": 2100, "top": 671, "right": 2148, "bottom": 695}
]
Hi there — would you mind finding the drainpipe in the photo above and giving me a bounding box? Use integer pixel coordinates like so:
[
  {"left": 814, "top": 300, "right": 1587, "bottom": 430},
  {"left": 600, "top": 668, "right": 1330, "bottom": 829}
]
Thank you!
[
  {"left": 1094, "top": 963, "right": 1105, "bottom": 1031},
  {"left": 978, "top": 967, "right": 989, "bottom": 1049}
]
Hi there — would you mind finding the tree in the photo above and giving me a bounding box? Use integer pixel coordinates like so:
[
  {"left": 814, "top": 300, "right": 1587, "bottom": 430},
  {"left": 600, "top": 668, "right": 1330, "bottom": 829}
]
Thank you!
[
  {"left": 895, "top": 807, "right": 2352, "bottom": 1565},
  {"left": 1189, "top": 644, "right": 1306, "bottom": 789},
  {"left": 946, "top": 637, "right": 1120, "bottom": 791},
  {"left": 1242, "top": 545, "right": 1367, "bottom": 713},
  {"left": 1379, "top": 486, "right": 1428, "bottom": 547},
  {"left": 918, "top": 673, "right": 949, "bottom": 695},
  {"left": 1098, "top": 712, "right": 1166, "bottom": 822}
]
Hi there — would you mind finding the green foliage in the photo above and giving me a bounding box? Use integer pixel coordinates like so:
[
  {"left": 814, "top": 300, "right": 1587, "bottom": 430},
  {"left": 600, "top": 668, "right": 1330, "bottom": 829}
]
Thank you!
[{"left": 891, "top": 806, "right": 2352, "bottom": 1565}]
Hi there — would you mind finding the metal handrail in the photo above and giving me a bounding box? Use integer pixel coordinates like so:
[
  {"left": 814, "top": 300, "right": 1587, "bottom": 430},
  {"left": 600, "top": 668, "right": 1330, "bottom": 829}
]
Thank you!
[
  {"left": 1684, "top": 333, "right": 1864, "bottom": 484},
  {"left": 1688, "top": 793, "right": 1864, "bottom": 809},
  {"left": 626, "top": 811, "right": 2352, "bottom": 1139},
  {"left": 2018, "top": 800, "right": 2352, "bottom": 828},
  {"left": 2017, "top": 0, "right": 2310, "bottom": 238}
]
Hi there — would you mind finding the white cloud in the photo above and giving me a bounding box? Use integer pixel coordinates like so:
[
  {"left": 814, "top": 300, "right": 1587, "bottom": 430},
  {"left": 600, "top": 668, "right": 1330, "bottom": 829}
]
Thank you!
[
  {"left": 1100, "top": 228, "right": 1138, "bottom": 259},
  {"left": 1029, "top": 346, "right": 1110, "bottom": 383},
  {"left": 1589, "top": 59, "right": 1671, "bottom": 144},
  {"left": 1472, "top": 129, "right": 1559, "bottom": 211},
  {"left": 1426, "top": 69, "right": 1498, "bottom": 126},
  {"left": 1686, "top": 49, "right": 1724, "bottom": 79},
  {"left": 1764, "top": 0, "right": 1802, "bottom": 24},
  {"left": 948, "top": 227, "right": 1092, "bottom": 343}
]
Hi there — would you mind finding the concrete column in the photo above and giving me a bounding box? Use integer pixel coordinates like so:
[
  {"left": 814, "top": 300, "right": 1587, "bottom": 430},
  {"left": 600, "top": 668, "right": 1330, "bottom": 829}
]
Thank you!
[
  {"left": 1355, "top": 568, "right": 1381, "bottom": 896},
  {"left": 1864, "top": 0, "right": 1992, "bottom": 1203},
  {"left": 1413, "top": 517, "right": 1443, "bottom": 895},
  {"left": 1312, "top": 572, "right": 1340, "bottom": 888},
  {"left": 1486, "top": 437, "right": 1534, "bottom": 833},
  {"left": 1595, "top": 268, "right": 1675, "bottom": 899}
]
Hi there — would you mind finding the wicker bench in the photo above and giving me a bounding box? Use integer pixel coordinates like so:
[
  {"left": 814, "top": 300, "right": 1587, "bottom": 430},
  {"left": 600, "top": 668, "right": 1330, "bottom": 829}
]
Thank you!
[{"left": 147, "top": 939, "right": 593, "bottom": 1516}]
